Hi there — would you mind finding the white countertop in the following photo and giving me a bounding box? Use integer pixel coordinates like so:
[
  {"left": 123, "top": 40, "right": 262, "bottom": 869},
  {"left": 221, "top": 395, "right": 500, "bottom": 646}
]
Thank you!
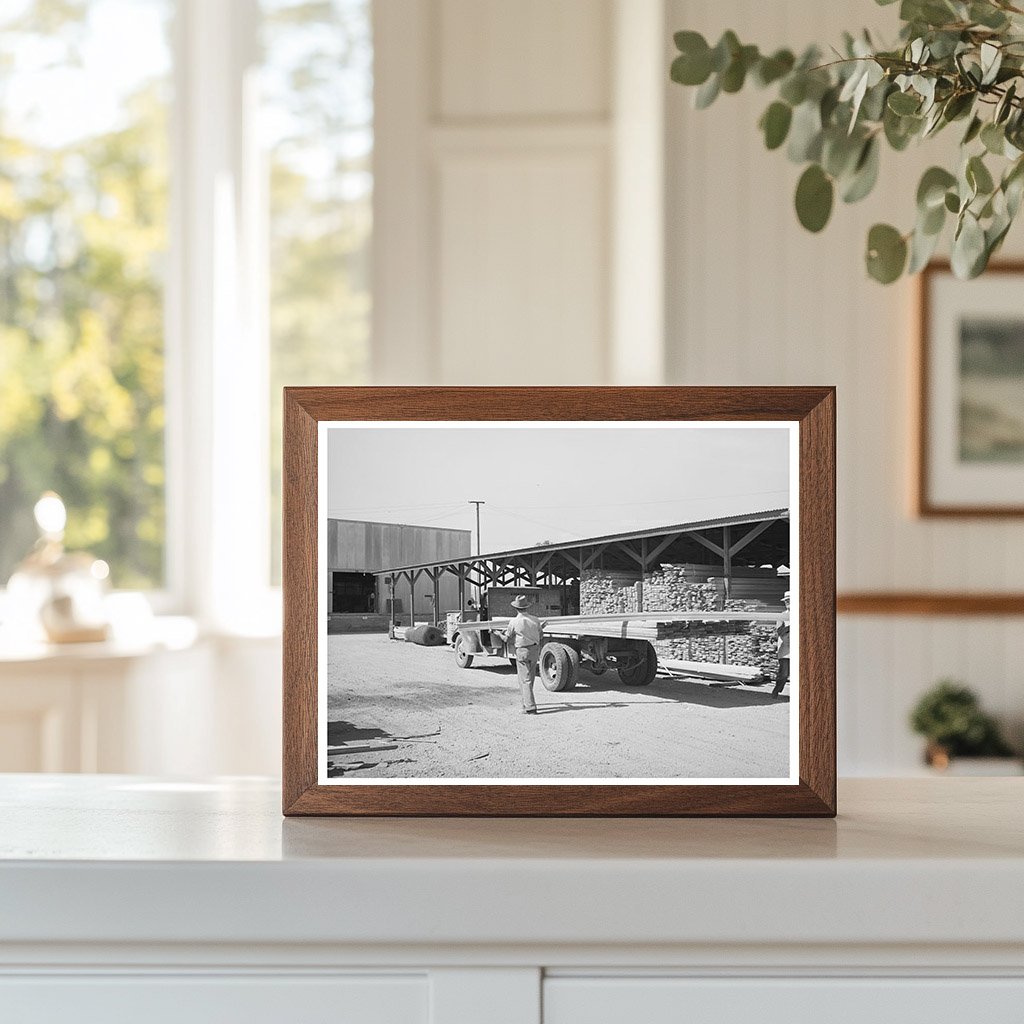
[{"left": 2, "top": 775, "right": 1022, "bottom": 951}]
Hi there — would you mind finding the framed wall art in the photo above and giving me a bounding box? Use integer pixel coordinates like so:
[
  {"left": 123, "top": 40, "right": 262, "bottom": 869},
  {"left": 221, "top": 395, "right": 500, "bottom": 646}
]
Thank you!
[
  {"left": 917, "top": 261, "right": 1024, "bottom": 517},
  {"left": 282, "top": 387, "right": 836, "bottom": 816}
]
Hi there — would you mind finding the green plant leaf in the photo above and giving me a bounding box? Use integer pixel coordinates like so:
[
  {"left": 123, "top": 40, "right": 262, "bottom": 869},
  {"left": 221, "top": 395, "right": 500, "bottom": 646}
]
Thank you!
[
  {"left": 888, "top": 90, "right": 921, "bottom": 115},
  {"left": 970, "top": 2, "right": 1009, "bottom": 29},
  {"left": 795, "top": 164, "right": 834, "bottom": 232},
  {"left": 917, "top": 166, "right": 957, "bottom": 210},
  {"left": 672, "top": 31, "right": 713, "bottom": 86},
  {"left": 967, "top": 154, "right": 995, "bottom": 196},
  {"left": 779, "top": 73, "right": 807, "bottom": 106},
  {"left": 962, "top": 115, "right": 983, "bottom": 145},
  {"left": 753, "top": 49, "right": 794, "bottom": 87},
  {"left": 842, "top": 136, "right": 880, "bottom": 203},
  {"left": 996, "top": 82, "right": 1017, "bottom": 125},
  {"left": 980, "top": 41, "right": 1002, "bottom": 86},
  {"left": 866, "top": 223, "right": 907, "bottom": 283},
  {"left": 981, "top": 122, "right": 1005, "bottom": 155},
  {"left": 822, "top": 128, "right": 863, "bottom": 178},
  {"left": 760, "top": 101, "right": 792, "bottom": 150},
  {"left": 908, "top": 221, "right": 942, "bottom": 273},
  {"left": 710, "top": 30, "right": 740, "bottom": 73},
  {"left": 944, "top": 190, "right": 960, "bottom": 213},
  {"left": 787, "top": 100, "right": 823, "bottom": 162},
  {"left": 951, "top": 211, "right": 986, "bottom": 278},
  {"left": 694, "top": 73, "right": 721, "bottom": 109}
]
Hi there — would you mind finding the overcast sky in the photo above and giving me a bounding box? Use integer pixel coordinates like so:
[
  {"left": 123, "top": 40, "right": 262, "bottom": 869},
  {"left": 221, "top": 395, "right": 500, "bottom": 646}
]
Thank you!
[{"left": 326, "top": 424, "right": 791, "bottom": 553}]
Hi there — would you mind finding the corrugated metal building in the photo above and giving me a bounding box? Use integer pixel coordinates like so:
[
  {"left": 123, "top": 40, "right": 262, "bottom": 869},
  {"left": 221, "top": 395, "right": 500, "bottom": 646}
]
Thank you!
[{"left": 327, "top": 519, "right": 471, "bottom": 628}]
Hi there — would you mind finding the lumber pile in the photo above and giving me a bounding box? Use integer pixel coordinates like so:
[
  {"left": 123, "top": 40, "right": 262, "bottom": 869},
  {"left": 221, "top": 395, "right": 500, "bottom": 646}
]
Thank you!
[
  {"left": 579, "top": 569, "right": 641, "bottom": 615},
  {"left": 580, "top": 566, "right": 788, "bottom": 670}
]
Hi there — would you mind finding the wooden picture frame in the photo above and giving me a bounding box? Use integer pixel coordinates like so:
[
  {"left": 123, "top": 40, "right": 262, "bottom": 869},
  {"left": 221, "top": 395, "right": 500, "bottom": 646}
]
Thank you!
[
  {"left": 283, "top": 387, "right": 836, "bottom": 816},
  {"left": 917, "top": 260, "right": 1024, "bottom": 517}
]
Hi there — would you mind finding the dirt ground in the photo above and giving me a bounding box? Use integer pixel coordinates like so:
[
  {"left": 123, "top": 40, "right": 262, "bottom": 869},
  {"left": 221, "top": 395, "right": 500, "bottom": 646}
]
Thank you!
[
  {"left": 326, "top": 634, "right": 791, "bottom": 781},
  {"left": 323, "top": 630, "right": 786, "bottom": 782}
]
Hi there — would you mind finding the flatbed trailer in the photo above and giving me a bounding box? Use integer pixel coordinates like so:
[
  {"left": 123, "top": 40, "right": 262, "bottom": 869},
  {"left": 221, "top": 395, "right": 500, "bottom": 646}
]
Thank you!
[{"left": 450, "top": 611, "right": 787, "bottom": 692}]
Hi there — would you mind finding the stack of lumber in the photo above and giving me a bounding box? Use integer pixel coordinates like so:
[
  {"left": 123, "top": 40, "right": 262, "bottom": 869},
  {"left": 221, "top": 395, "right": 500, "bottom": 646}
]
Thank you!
[
  {"left": 654, "top": 600, "right": 781, "bottom": 670},
  {"left": 708, "top": 574, "right": 789, "bottom": 607},
  {"left": 579, "top": 569, "right": 641, "bottom": 615},
  {"left": 581, "top": 566, "right": 787, "bottom": 671},
  {"left": 545, "top": 618, "right": 750, "bottom": 642}
]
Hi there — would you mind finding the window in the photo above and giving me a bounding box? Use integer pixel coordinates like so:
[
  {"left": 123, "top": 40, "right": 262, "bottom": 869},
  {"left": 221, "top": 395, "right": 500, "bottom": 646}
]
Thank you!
[
  {"left": 0, "top": 0, "right": 373, "bottom": 614},
  {"left": 0, "top": 0, "right": 172, "bottom": 589},
  {"left": 262, "top": 0, "right": 373, "bottom": 581}
]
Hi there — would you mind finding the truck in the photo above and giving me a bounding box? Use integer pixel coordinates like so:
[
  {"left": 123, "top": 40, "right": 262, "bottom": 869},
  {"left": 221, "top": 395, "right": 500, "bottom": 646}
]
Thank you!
[{"left": 449, "top": 610, "right": 787, "bottom": 693}]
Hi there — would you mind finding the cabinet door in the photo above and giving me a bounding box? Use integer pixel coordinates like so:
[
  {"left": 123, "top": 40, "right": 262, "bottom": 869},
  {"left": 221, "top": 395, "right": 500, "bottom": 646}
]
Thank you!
[
  {"left": 544, "top": 977, "right": 1024, "bottom": 1024},
  {"left": 0, "top": 974, "right": 428, "bottom": 1024}
]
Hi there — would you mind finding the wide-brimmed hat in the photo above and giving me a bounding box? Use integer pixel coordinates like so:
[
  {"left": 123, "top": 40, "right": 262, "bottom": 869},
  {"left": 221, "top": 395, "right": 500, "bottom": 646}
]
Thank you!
[
  {"left": 510, "top": 594, "right": 534, "bottom": 609},
  {"left": 782, "top": 591, "right": 791, "bottom": 600}
]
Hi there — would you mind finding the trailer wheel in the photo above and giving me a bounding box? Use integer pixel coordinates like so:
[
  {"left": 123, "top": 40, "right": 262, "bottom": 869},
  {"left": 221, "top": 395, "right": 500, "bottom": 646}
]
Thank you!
[
  {"left": 454, "top": 636, "right": 474, "bottom": 669},
  {"left": 617, "top": 641, "right": 657, "bottom": 686},
  {"left": 539, "top": 642, "right": 579, "bottom": 692}
]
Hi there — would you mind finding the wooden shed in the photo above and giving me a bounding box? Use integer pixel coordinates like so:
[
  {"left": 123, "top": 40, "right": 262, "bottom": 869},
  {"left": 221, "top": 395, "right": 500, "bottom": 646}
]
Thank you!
[{"left": 327, "top": 519, "right": 471, "bottom": 628}]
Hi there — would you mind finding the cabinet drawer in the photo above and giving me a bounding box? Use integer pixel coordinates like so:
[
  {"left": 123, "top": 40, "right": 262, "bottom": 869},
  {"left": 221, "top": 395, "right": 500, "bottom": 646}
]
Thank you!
[
  {"left": 544, "top": 977, "right": 1024, "bottom": 1024},
  {"left": 0, "top": 973, "right": 427, "bottom": 1024}
]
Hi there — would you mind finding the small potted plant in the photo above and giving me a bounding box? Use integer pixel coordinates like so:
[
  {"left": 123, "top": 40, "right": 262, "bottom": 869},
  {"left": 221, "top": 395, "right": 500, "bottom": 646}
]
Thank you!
[{"left": 910, "top": 680, "right": 1019, "bottom": 773}]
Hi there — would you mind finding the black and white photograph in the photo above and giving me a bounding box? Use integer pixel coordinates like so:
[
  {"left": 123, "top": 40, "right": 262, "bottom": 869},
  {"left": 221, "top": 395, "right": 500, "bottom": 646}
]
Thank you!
[{"left": 318, "top": 421, "right": 798, "bottom": 785}]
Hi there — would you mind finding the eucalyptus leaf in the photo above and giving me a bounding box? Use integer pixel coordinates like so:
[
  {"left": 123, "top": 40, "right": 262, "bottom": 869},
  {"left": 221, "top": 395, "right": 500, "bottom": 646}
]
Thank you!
[
  {"left": 760, "top": 102, "right": 793, "bottom": 150},
  {"left": 710, "top": 31, "right": 740, "bottom": 73},
  {"left": 981, "top": 121, "right": 1006, "bottom": 155},
  {"left": 970, "top": 2, "right": 1009, "bottom": 29},
  {"left": 866, "top": 223, "right": 908, "bottom": 283},
  {"left": 842, "top": 137, "right": 880, "bottom": 203},
  {"left": 888, "top": 90, "right": 921, "bottom": 115},
  {"left": 754, "top": 49, "right": 795, "bottom": 87},
  {"left": 962, "top": 115, "right": 983, "bottom": 145},
  {"left": 967, "top": 154, "right": 995, "bottom": 195},
  {"left": 795, "top": 164, "right": 834, "bottom": 232},
  {"left": 908, "top": 221, "right": 943, "bottom": 273},
  {"left": 787, "top": 100, "right": 823, "bottom": 162},
  {"left": 917, "top": 166, "right": 957, "bottom": 210},
  {"left": 694, "top": 73, "right": 721, "bottom": 109},
  {"left": 779, "top": 73, "right": 807, "bottom": 106},
  {"left": 952, "top": 212, "right": 987, "bottom": 278},
  {"left": 996, "top": 83, "right": 1017, "bottom": 124},
  {"left": 980, "top": 41, "right": 1002, "bottom": 86}
]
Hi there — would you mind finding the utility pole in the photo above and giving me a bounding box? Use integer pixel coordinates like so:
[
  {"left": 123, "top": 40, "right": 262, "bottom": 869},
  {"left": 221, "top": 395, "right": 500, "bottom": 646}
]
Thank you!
[{"left": 468, "top": 500, "right": 485, "bottom": 555}]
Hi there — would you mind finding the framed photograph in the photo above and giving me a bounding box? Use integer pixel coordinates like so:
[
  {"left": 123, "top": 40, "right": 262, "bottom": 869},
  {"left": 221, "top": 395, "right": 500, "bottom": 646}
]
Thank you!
[
  {"left": 283, "top": 387, "right": 835, "bottom": 816},
  {"left": 917, "top": 261, "right": 1024, "bottom": 516}
]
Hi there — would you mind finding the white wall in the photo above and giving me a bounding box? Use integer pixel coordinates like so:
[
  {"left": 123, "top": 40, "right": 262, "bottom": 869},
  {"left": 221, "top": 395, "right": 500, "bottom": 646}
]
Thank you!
[{"left": 665, "top": 0, "right": 1024, "bottom": 772}]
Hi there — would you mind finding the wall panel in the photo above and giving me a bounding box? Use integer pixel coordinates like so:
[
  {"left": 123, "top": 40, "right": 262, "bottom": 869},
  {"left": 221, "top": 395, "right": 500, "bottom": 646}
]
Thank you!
[{"left": 665, "top": 0, "right": 1024, "bottom": 773}]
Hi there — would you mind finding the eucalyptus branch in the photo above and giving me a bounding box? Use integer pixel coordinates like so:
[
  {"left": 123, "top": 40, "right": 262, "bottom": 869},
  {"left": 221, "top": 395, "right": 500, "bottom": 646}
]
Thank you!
[{"left": 670, "top": 0, "right": 1024, "bottom": 283}]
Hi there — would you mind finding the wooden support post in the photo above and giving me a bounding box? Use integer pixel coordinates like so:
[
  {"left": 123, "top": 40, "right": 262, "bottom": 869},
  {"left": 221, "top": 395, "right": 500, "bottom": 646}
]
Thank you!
[
  {"left": 389, "top": 575, "right": 396, "bottom": 634},
  {"left": 458, "top": 566, "right": 466, "bottom": 614},
  {"left": 723, "top": 525, "right": 732, "bottom": 604},
  {"left": 432, "top": 569, "right": 440, "bottom": 627},
  {"left": 638, "top": 537, "right": 647, "bottom": 612},
  {"left": 408, "top": 571, "right": 416, "bottom": 627}
]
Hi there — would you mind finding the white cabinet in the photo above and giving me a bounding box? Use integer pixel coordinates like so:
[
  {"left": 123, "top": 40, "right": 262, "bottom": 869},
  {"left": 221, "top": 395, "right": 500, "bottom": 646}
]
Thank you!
[
  {"left": 1, "top": 777, "right": 1022, "bottom": 1023},
  {"left": 545, "top": 977, "right": 1024, "bottom": 1024},
  {"left": 2, "top": 975, "right": 428, "bottom": 1024}
]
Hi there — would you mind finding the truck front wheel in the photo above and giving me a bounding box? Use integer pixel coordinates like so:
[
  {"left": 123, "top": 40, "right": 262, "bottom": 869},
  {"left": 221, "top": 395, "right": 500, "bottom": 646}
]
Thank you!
[
  {"left": 617, "top": 641, "right": 657, "bottom": 686},
  {"left": 539, "top": 642, "right": 579, "bottom": 692},
  {"left": 454, "top": 636, "right": 474, "bottom": 669}
]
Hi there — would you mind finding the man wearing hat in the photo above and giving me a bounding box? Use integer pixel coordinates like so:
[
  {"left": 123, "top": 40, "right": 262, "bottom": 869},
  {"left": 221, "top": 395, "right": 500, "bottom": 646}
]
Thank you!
[
  {"left": 503, "top": 594, "right": 543, "bottom": 714},
  {"left": 772, "top": 590, "right": 791, "bottom": 698}
]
